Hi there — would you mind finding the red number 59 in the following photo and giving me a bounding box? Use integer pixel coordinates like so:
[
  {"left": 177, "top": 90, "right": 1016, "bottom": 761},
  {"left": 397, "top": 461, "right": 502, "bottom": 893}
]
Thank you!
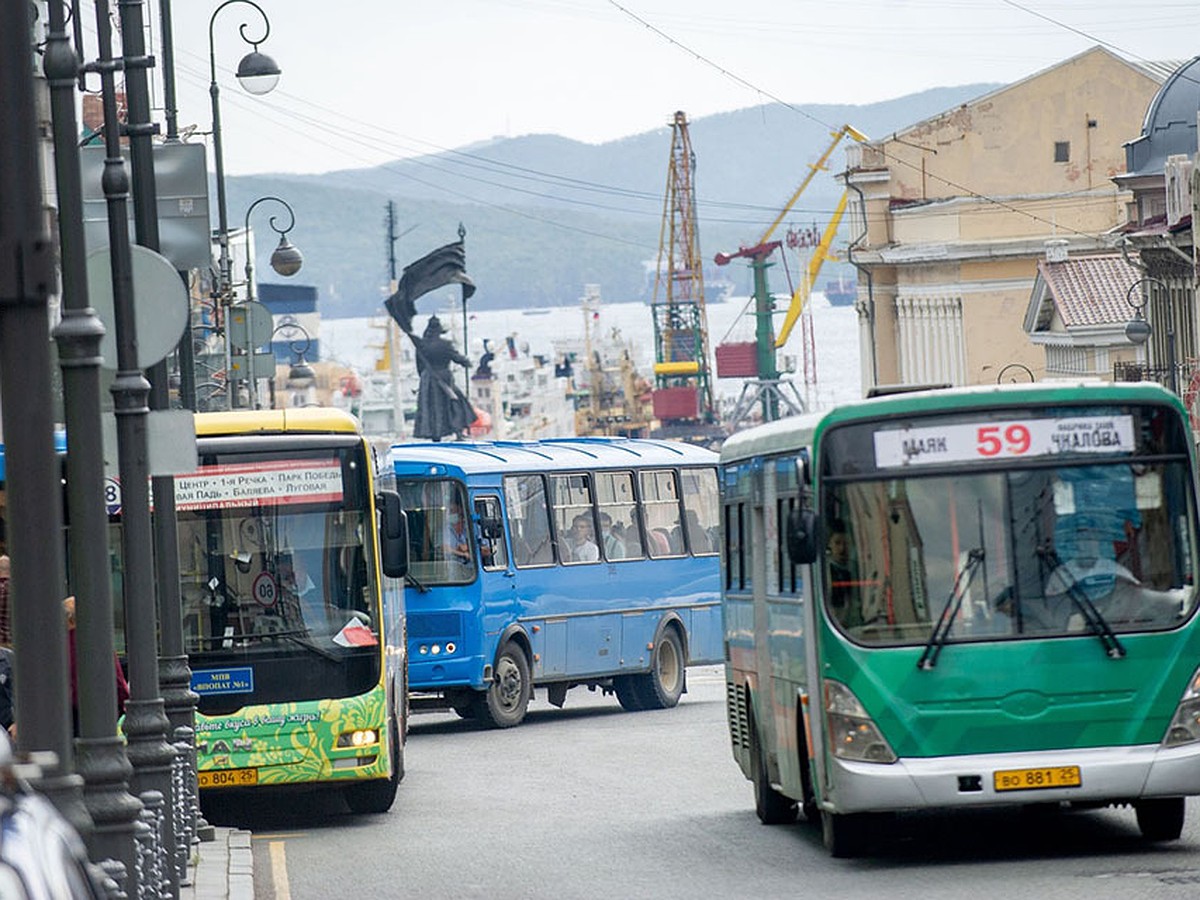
[{"left": 977, "top": 424, "right": 1031, "bottom": 456}]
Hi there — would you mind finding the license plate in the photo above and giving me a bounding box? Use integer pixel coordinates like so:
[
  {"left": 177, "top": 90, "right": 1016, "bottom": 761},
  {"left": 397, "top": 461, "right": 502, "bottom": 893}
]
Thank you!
[
  {"left": 993, "top": 765, "right": 1081, "bottom": 792},
  {"left": 198, "top": 767, "right": 259, "bottom": 789}
]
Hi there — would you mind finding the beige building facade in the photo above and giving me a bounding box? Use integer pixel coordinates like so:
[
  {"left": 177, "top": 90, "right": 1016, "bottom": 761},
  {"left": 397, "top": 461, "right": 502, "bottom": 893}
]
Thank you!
[{"left": 842, "top": 47, "right": 1172, "bottom": 391}]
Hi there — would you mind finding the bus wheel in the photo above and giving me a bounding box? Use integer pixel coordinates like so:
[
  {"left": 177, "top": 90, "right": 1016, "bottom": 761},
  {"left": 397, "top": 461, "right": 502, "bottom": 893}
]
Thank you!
[
  {"left": 475, "top": 642, "right": 531, "bottom": 728},
  {"left": 613, "top": 675, "right": 645, "bottom": 712},
  {"left": 633, "top": 628, "right": 685, "bottom": 710},
  {"left": 1135, "top": 797, "right": 1185, "bottom": 841},
  {"left": 446, "top": 689, "right": 477, "bottom": 719},
  {"left": 821, "top": 810, "right": 869, "bottom": 858},
  {"left": 750, "top": 723, "right": 796, "bottom": 825},
  {"left": 343, "top": 718, "right": 401, "bottom": 815}
]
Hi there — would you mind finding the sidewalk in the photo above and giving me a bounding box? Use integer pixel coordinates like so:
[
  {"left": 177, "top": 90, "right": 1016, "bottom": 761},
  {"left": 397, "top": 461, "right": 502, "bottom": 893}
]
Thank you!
[{"left": 182, "top": 827, "right": 255, "bottom": 900}]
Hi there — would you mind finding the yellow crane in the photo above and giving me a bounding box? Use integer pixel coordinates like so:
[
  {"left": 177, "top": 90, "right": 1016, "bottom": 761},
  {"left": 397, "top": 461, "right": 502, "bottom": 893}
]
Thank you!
[{"left": 713, "top": 124, "right": 867, "bottom": 425}]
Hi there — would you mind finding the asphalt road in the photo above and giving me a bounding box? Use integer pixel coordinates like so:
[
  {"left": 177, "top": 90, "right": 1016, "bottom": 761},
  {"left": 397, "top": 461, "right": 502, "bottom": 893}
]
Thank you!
[{"left": 200, "top": 666, "right": 1200, "bottom": 899}]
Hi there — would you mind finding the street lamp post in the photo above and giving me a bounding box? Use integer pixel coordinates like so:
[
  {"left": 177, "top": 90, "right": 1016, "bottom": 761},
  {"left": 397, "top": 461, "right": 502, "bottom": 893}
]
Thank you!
[
  {"left": 269, "top": 322, "right": 316, "bottom": 408},
  {"left": 244, "top": 196, "right": 303, "bottom": 304},
  {"left": 242, "top": 197, "right": 303, "bottom": 408},
  {"left": 1125, "top": 276, "right": 1177, "bottom": 394},
  {"left": 209, "top": 0, "right": 281, "bottom": 408}
]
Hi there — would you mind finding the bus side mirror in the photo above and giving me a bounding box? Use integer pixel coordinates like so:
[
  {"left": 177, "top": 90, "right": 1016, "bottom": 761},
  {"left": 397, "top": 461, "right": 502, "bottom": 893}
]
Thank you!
[
  {"left": 377, "top": 490, "right": 409, "bottom": 578},
  {"left": 478, "top": 515, "right": 504, "bottom": 541},
  {"left": 786, "top": 508, "right": 817, "bottom": 565}
]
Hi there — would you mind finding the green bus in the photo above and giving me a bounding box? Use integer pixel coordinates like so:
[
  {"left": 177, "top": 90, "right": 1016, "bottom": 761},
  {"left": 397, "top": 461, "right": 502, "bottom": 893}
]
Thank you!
[
  {"left": 719, "top": 382, "right": 1200, "bottom": 856},
  {"left": 173, "top": 409, "right": 409, "bottom": 812}
]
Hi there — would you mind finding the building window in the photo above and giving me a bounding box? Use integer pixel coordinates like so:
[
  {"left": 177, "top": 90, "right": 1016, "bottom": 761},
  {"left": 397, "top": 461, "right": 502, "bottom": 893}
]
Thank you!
[{"left": 1054, "top": 141, "right": 1070, "bottom": 163}]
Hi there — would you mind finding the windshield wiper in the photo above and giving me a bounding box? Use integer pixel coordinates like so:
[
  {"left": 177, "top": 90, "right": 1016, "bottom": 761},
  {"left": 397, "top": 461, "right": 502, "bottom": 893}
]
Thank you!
[
  {"left": 1037, "top": 546, "right": 1126, "bottom": 659},
  {"left": 918, "top": 548, "right": 985, "bottom": 670},
  {"left": 406, "top": 571, "right": 429, "bottom": 593}
]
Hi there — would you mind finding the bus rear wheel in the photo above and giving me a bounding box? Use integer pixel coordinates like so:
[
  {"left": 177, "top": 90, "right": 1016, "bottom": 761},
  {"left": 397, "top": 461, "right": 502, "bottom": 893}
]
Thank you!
[
  {"left": 613, "top": 675, "right": 645, "bottom": 712},
  {"left": 750, "top": 723, "right": 796, "bottom": 825},
  {"left": 1135, "top": 797, "right": 1185, "bottom": 841},
  {"left": 474, "top": 642, "right": 531, "bottom": 728},
  {"left": 632, "top": 628, "right": 685, "bottom": 710},
  {"left": 343, "top": 718, "right": 401, "bottom": 815}
]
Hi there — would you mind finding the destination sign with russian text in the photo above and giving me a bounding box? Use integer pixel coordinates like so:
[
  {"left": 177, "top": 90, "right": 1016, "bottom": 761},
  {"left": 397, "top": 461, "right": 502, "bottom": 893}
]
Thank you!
[
  {"left": 874, "top": 415, "right": 1135, "bottom": 468},
  {"left": 174, "top": 459, "right": 344, "bottom": 510}
]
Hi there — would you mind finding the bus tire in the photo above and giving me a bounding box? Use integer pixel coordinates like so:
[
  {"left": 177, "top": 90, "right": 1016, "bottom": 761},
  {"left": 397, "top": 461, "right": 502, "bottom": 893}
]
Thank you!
[
  {"left": 1135, "top": 797, "right": 1185, "bottom": 841},
  {"left": 446, "top": 689, "right": 478, "bottom": 719},
  {"left": 750, "top": 721, "right": 796, "bottom": 825},
  {"left": 475, "top": 642, "right": 531, "bottom": 728},
  {"left": 613, "top": 675, "right": 646, "bottom": 712},
  {"left": 343, "top": 718, "right": 401, "bottom": 815},
  {"left": 632, "top": 628, "right": 685, "bottom": 710},
  {"left": 821, "top": 810, "right": 869, "bottom": 858}
]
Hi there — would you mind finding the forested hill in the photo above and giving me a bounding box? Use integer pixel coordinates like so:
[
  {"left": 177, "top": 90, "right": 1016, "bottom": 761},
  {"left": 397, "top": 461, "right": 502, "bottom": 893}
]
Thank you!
[{"left": 224, "top": 84, "right": 999, "bottom": 317}]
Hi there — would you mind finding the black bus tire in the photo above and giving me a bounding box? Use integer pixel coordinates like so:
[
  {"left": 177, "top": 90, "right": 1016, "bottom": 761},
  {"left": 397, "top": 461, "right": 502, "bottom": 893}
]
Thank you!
[
  {"left": 750, "top": 721, "right": 796, "bottom": 825},
  {"left": 633, "top": 628, "right": 685, "bottom": 710},
  {"left": 343, "top": 717, "right": 401, "bottom": 815},
  {"left": 475, "top": 642, "right": 531, "bottom": 728},
  {"left": 613, "top": 675, "right": 646, "bottom": 712},
  {"left": 1136, "top": 797, "right": 1185, "bottom": 841}
]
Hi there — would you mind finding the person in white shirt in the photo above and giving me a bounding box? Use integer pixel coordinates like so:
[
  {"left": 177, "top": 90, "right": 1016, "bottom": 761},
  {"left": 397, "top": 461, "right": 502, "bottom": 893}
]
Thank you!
[{"left": 565, "top": 513, "right": 599, "bottom": 563}]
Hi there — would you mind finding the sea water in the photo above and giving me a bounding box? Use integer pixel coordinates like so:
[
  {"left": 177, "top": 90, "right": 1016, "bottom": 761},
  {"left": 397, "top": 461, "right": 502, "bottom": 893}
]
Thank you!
[{"left": 321, "top": 293, "right": 863, "bottom": 417}]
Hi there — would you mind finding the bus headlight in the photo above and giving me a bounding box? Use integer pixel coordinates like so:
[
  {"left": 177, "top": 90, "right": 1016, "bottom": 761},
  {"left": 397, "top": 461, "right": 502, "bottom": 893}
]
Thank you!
[
  {"left": 1163, "top": 666, "right": 1200, "bottom": 747},
  {"left": 336, "top": 729, "right": 379, "bottom": 749},
  {"left": 824, "top": 679, "right": 896, "bottom": 763}
]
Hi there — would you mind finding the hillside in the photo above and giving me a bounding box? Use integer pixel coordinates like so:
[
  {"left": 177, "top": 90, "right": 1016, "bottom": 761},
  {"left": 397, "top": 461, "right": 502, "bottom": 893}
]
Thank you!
[{"left": 224, "top": 84, "right": 999, "bottom": 317}]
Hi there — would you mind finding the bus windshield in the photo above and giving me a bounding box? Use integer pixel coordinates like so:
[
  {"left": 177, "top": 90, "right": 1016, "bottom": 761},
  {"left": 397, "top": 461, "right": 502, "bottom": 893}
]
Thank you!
[
  {"left": 396, "top": 479, "right": 474, "bottom": 586},
  {"left": 824, "top": 422, "right": 1197, "bottom": 647},
  {"left": 171, "top": 447, "right": 380, "bottom": 709}
]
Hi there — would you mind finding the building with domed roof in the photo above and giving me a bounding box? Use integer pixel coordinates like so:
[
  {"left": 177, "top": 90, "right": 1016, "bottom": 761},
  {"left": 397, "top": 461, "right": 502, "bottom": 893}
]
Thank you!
[{"left": 1113, "top": 56, "right": 1200, "bottom": 399}]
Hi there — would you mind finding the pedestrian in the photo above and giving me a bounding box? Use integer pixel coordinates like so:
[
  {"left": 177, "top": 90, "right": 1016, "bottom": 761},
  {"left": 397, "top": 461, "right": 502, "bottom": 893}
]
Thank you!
[{"left": 64, "top": 596, "right": 129, "bottom": 734}]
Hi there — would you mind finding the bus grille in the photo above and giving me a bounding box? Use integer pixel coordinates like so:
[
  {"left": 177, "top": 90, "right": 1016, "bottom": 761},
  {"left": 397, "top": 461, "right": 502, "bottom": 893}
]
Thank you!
[
  {"left": 726, "top": 682, "right": 749, "bottom": 750},
  {"left": 408, "top": 612, "right": 462, "bottom": 640}
]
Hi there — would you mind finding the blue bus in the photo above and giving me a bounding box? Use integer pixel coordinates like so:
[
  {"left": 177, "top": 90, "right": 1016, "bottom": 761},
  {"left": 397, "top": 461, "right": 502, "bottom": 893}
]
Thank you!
[{"left": 388, "top": 437, "right": 722, "bottom": 727}]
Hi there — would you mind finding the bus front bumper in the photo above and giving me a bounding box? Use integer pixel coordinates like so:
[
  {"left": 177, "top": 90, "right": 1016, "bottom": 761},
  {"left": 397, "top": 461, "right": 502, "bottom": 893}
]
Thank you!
[{"left": 828, "top": 741, "right": 1200, "bottom": 814}]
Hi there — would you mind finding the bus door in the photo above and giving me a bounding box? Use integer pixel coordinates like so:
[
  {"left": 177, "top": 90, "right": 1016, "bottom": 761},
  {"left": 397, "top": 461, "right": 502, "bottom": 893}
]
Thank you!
[{"left": 471, "top": 492, "right": 516, "bottom": 638}]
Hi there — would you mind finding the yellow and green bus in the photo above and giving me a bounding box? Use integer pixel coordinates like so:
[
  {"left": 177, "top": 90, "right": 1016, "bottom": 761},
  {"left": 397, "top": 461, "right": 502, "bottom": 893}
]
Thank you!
[
  {"left": 174, "top": 409, "right": 409, "bottom": 812},
  {"left": 720, "top": 382, "right": 1200, "bottom": 855}
]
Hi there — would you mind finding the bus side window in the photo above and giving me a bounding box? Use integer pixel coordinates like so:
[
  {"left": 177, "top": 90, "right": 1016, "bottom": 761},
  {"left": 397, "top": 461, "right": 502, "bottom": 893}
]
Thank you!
[
  {"left": 504, "top": 474, "right": 554, "bottom": 567},
  {"left": 474, "top": 496, "right": 508, "bottom": 570},
  {"left": 550, "top": 473, "right": 599, "bottom": 565},
  {"left": 596, "top": 471, "right": 642, "bottom": 561},
  {"left": 641, "top": 469, "right": 683, "bottom": 559},
  {"left": 681, "top": 467, "right": 719, "bottom": 556}
]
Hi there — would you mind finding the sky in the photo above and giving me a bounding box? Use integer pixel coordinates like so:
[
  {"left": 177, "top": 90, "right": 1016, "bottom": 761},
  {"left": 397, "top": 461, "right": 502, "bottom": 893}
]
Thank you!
[{"left": 120, "top": 0, "right": 1200, "bottom": 176}]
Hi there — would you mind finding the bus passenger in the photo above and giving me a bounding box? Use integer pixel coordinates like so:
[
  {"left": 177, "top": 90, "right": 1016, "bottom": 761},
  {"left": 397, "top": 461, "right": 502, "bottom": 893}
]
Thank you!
[
  {"left": 599, "top": 512, "right": 625, "bottom": 560},
  {"left": 566, "top": 514, "right": 599, "bottom": 562},
  {"left": 442, "top": 496, "right": 471, "bottom": 562}
]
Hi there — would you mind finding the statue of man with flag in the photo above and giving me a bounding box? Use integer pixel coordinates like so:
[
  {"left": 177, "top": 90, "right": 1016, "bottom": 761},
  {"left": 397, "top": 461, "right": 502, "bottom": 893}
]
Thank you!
[{"left": 384, "top": 240, "right": 477, "bottom": 441}]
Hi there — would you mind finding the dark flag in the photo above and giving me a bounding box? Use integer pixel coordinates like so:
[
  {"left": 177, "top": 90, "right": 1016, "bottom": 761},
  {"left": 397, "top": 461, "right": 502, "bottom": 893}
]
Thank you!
[{"left": 384, "top": 240, "right": 476, "bottom": 334}]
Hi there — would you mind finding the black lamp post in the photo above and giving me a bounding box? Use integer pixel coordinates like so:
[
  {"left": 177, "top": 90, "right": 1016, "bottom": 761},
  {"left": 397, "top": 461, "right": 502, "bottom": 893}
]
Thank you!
[
  {"left": 1126, "top": 276, "right": 1177, "bottom": 394},
  {"left": 242, "top": 197, "right": 303, "bottom": 409},
  {"left": 270, "top": 321, "right": 316, "bottom": 408},
  {"left": 244, "top": 196, "right": 303, "bottom": 304},
  {"left": 209, "top": 0, "right": 281, "bottom": 408}
]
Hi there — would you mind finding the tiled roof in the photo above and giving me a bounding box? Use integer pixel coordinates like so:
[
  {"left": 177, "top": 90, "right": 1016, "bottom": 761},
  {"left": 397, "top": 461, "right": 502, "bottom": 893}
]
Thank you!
[{"left": 1037, "top": 253, "right": 1141, "bottom": 327}]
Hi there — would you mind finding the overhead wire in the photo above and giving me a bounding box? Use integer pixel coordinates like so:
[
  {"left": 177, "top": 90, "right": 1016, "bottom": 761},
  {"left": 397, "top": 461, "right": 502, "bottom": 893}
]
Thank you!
[{"left": 605, "top": 0, "right": 1192, "bottom": 245}]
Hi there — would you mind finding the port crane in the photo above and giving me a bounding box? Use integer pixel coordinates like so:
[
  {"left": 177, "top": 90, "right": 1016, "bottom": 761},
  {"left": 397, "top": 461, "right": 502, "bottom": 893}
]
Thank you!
[
  {"left": 714, "top": 124, "right": 867, "bottom": 428},
  {"left": 649, "top": 111, "right": 722, "bottom": 443}
]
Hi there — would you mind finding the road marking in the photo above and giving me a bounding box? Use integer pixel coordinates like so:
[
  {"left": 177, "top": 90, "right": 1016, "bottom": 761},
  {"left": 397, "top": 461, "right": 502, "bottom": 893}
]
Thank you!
[{"left": 270, "top": 840, "right": 291, "bottom": 900}]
